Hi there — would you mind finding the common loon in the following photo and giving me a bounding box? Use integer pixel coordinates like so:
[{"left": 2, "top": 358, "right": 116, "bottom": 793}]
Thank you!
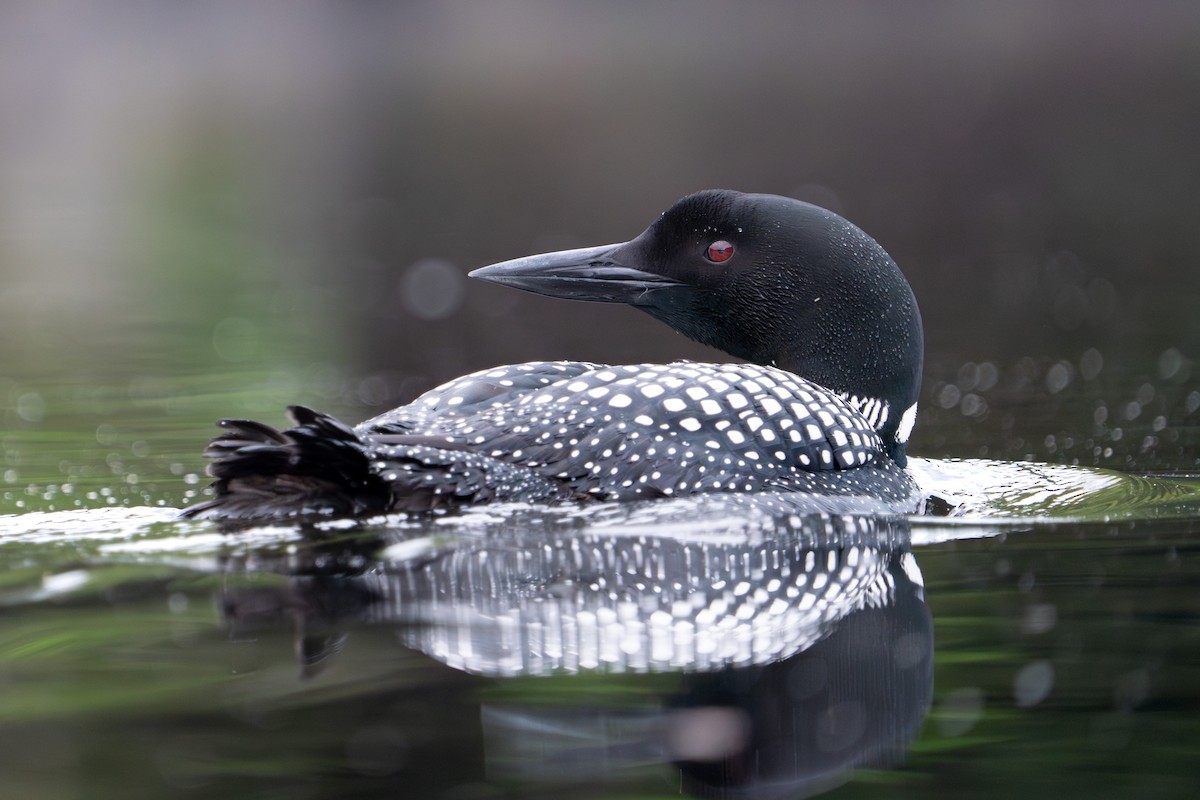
[{"left": 183, "top": 190, "right": 923, "bottom": 520}]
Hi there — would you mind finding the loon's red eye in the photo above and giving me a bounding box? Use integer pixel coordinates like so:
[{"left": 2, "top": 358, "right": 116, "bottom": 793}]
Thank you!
[{"left": 706, "top": 240, "right": 734, "bottom": 263}]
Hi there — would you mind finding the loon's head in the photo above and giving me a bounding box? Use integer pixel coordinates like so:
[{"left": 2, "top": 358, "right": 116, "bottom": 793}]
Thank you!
[{"left": 470, "top": 189, "right": 923, "bottom": 463}]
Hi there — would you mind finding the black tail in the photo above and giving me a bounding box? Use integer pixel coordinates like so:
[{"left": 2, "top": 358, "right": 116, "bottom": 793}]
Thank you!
[
  {"left": 181, "top": 406, "right": 391, "bottom": 521},
  {"left": 182, "top": 405, "right": 585, "bottom": 521}
]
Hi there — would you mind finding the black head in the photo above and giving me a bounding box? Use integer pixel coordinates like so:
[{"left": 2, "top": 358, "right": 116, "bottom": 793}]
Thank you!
[{"left": 470, "top": 190, "right": 923, "bottom": 462}]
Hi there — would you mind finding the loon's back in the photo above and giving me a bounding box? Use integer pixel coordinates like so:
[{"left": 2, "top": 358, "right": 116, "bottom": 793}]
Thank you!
[
  {"left": 370, "top": 360, "right": 907, "bottom": 493},
  {"left": 183, "top": 190, "right": 923, "bottom": 521}
]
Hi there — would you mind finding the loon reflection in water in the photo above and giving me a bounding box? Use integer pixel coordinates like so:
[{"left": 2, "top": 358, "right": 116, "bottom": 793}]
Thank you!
[{"left": 218, "top": 506, "right": 931, "bottom": 798}]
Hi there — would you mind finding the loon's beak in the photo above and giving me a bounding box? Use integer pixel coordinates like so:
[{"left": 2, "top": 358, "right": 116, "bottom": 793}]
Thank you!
[{"left": 470, "top": 243, "right": 679, "bottom": 305}]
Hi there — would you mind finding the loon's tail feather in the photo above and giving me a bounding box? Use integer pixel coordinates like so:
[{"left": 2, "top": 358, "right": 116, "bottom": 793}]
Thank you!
[
  {"left": 182, "top": 405, "right": 392, "bottom": 521},
  {"left": 183, "top": 405, "right": 584, "bottom": 521}
]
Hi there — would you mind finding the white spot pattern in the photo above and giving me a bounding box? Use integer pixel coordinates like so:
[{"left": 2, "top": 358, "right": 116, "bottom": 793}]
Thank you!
[
  {"left": 838, "top": 393, "right": 891, "bottom": 432},
  {"left": 357, "top": 359, "right": 898, "bottom": 504}
]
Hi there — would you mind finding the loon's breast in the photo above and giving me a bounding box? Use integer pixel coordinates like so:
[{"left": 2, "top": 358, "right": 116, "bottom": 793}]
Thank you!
[{"left": 358, "top": 360, "right": 893, "bottom": 502}]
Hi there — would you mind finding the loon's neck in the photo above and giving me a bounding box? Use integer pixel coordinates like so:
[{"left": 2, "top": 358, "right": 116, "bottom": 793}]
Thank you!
[{"left": 639, "top": 280, "right": 922, "bottom": 462}]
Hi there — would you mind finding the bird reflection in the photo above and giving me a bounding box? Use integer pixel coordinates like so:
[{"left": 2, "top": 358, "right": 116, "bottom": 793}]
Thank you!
[{"left": 218, "top": 500, "right": 932, "bottom": 798}]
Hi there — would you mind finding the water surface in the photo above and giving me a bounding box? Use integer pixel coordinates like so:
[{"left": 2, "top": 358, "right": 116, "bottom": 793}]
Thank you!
[{"left": 3, "top": 411, "right": 1199, "bottom": 799}]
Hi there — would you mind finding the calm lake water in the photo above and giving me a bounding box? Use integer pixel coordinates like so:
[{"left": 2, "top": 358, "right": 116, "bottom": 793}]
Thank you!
[{"left": 2, "top": 349, "right": 1199, "bottom": 800}]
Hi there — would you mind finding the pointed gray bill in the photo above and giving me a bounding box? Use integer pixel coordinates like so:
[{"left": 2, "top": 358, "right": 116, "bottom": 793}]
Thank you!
[{"left": 469, "top": 243, "right": 680, "bottom": 304}]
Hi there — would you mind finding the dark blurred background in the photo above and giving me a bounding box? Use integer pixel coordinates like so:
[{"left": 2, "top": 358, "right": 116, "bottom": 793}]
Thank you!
[{"left": 2, "top": 1, "right": 1198, "bottom": 476}]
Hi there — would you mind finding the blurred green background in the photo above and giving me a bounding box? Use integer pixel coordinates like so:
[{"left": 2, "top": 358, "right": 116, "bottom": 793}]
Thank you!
[{"left": 2, "top": 1, "right": 1199, "bottom": 514}]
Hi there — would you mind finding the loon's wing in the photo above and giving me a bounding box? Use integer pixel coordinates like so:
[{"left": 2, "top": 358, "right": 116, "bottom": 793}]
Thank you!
[
  {"left": 359, "top": 361, "right": 604, "bottom": 435},
  {"left": 376, "top": 362, "right": 892, "bottom": 500}
]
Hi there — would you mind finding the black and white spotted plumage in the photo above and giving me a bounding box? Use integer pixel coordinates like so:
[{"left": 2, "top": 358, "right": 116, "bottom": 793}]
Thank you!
[
  {"left": 358, "top": 514, "right": 919, "bottom": 675},
  {"left": 364, "top": 359, "right": 906, "bottom": 497},
  {"left": 184, "top": 189, "right": 923, "bottom": 520}
]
